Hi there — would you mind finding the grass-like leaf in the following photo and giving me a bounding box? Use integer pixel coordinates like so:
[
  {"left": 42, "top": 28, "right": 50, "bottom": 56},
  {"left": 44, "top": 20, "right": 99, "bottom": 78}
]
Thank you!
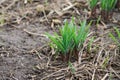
[
  {"left": 46, "top": 18, "right": 90, "bottom": 61},
  {"left": 73, "top": 20, "right": 91, "bottom": 49},
  {"left": 46, "top": 20, "right": 75, "bottom": 55},
  {"left": 89, "top": 0, "right": 98, "bottom": 9},
  {"left": 100, "top": 0, "right": 117, "bottom": 11},
  {"left": 109, "top": 27, "right": 120, "bottom": 47}
]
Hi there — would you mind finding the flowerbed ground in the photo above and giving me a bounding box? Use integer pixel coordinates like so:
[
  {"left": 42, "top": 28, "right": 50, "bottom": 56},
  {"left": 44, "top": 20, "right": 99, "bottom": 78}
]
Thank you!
[{"left": 0, "top": 0, "right": 120, "bottom": 80}]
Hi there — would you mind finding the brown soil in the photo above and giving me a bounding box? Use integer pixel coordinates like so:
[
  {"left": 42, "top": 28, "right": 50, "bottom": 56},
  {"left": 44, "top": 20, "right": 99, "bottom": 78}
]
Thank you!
[
  {"left": 0, "top": 23, "right": 50, "bottom": 79},
  {"left": 0, "top": 0, "right": 120, "bottom": 80}
]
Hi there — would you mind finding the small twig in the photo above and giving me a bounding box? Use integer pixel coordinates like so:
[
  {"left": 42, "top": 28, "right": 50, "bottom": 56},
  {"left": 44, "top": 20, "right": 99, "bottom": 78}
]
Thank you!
[
  {"left": 0, "top": 0, "right": 6, "bottom": 5},
  {"left": 41, "top": 67, "right": 69, "bottom": 80},
  {"left": 34, "top": 50, "right": 42, "bottom": 60},
  {"left": 101, "top": 73, "right": 109, "bottom": 80},
  {"left": 110, "top": 67, "right": 120, "bottom": 79},
  {"left": 12, "top": 76, "right": 19, "bottom": 80},
  {"left": 78, "top": 47, "right": 84, "bottom": 64},
  {"left": 23, "top": 29, "right": 46, "bottom": 37},
  {"left": 96, "top": 48, "right": 104, "bottom": 63},
  {"left": 56, "top": 75, "right": 66, "bottom": 80},
  {"left": 62, "top": 3, "right": 78, "bottom": 11},
  {"left": 92, "top": 69, "right": 96, "bottom": 80},
  {"left": 33, "top": 50, "right": 45, "bottom": 69},
  {"left": 46, "top": 54, "right": 52, "bottom": 68},
  {"left": 43, "top": 10, "right": 49, "bottom": 23},
  {"left": 30, "top": 44, "right": 48, "bottom": 52},
  {"left": 5, "top": 0, "right": 18, "bottom": 10}
]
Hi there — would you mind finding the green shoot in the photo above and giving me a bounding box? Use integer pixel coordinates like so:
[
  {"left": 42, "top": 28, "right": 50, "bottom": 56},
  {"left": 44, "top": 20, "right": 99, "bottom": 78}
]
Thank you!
[
  {"left": 100, "top": 0, "right": 117, "bottom": 11},
  {"left": 73, "top": 20, "right": 91, "bottom": 49},
  {"left": 46, "top": 21, "right": 74, "bottom": 55},
  {"left": 101, "top": 56, "right": 109, "bottom": 69},
  {"left": 96, "top": 16, "right": 101, "bottom": 25},
  {"left": 109, "top": 27, "right": 120, "bottom": 47},
  {"left": 68, "top": 61, "right": 75, "bottom": 74},
  {"left": 109, "top": 72, "right": 113, "bottom": 80},
  {"left": 89, "top": 0, "right": 98, "bottom": 9},
  {"left": 46, "top": 18, "right": 90, "bottom": 61},
  {"left": 87, "top": 37, "right": 94, "bottom": 53}
]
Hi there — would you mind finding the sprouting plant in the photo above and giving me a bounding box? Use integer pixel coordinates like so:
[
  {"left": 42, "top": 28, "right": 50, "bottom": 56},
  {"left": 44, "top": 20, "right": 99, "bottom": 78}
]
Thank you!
[
  {"left": 87, "top": 36, "right": 94, "bottom": 53},
  {"left": 46, "top": 18, "right": 90, "bottom": 61},
  {"left": 100, "top": 0, "right": 117, "bottom": 21},
  {"left": 72, "top": 20, "right": 91, "bottom": 59},
  {"left": 0, "top": 14, "right": 5, "bottom": 26},
  {"left": 101, "top": 56, "right": 109, "bottom": 69},
  {"left": 109, "top": 27, "right": 120, "bottom": 47},
  {"left": 89, "top": 0, "right": 98, "bottom": 10},
  {"left": 68, "top": 61, "right": 75, "bottom": 74},
  {"left": 47, "top": 21, "right": 74, "bottom": 54},
  {"left": 109, "top": 72, "right": 113, "bottom": 80},
  {"left": 100, "top": 0, "right": 117, "bottom": 11},
  {"left": 96, "top": 15, "right": 101, "bottom": 24},
  {"left": 89, "top": 0, "right": 99, "bottom": 18},
  {"left": 46, "top": 20, "right": 75, "bottom": 61},
  {"left": 73, "top": 20, "right": 91, "bottom": 49}
]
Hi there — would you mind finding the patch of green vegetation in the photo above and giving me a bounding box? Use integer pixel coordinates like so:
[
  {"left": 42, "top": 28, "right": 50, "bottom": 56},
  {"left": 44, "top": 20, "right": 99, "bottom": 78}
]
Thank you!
[
  {"left": 88, "top": 0, "right": 118, "bottom": 20},
  {"left": 100, "top": 0, "right": 117, "bottom": 11},
  {"left": 46, "top": 18, "right": 91, "bottom": 61},
  {"left": 89, "top": 0, "right": 98, "bottom": 10},
  {"left": 101, "top": 56, "right": 109, "bottom": 69},
  {"left": 47, "top": 19, "right": 75, "bottom": 55},
  {"left": 109, "top": 27, "right": 120, "bottom": 47}
]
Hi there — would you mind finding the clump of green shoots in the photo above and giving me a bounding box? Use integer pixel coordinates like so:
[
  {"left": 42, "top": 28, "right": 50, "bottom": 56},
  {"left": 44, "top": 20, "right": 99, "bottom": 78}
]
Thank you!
[
  {"left": 109, "top": 27, "right": 120, "bottom": 47},
  {"left": 47, "top": 18, "right": 91, "bottom": 61},
  {"left": 47, "top": 20, "right": 75, "bottom": 61},
  {"left": 100, "top": 0, "right": 117, "bottom": 11},
  {"left": 88, "top": 0, "right": 118, "bottom": 21},
  {"left": 89, "top": 0, "right": 98, "bottom": 9},
  {"left": 100, "top": 0, "right": 117, "bottom": 21},
  {"left": 73, "top": 20, "right": 91, "bottom": 59},
  {"left": 89, "top": 0, "right": 98, "bottom": 18}
]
